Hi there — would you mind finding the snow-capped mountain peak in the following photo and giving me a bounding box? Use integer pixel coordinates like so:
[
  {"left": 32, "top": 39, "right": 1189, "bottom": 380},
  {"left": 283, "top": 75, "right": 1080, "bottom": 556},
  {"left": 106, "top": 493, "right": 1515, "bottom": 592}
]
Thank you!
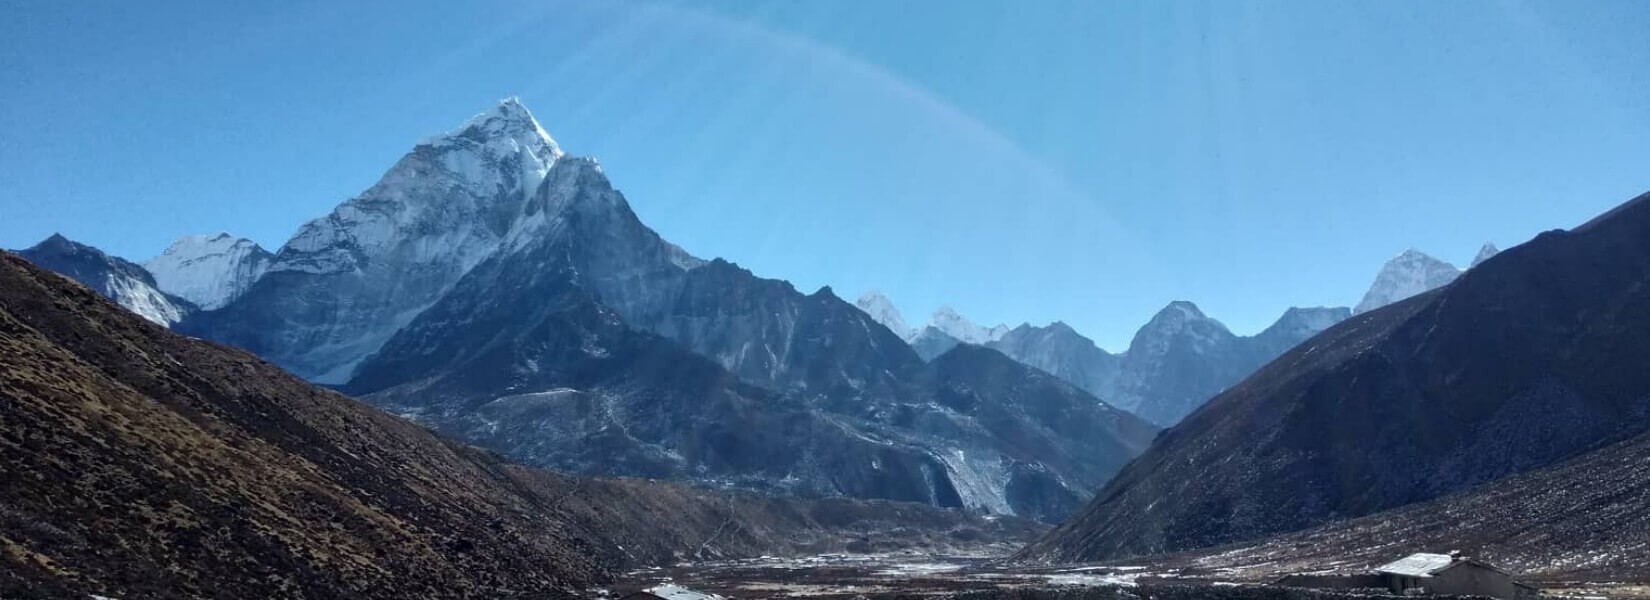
[
  {"left": 424, "top": 96, "right": 560, "bottom": 159},
  {"left": 1353, "top": 249, "right": 1463, "bottom": 314},
  {"left": 272, "top": 97, "right": 562, "bottom": 277},
  {"left": 1471, "top": 242, "right": 1500, "bottom": 268},
  {"left": 926, "top": 305, "right": 1009, "bottom": 344},
  {"left": 854, "top": 290, "right": 914, "bottom": 338},
  {"left": 214, "top": 98, "right": 576, "bottom": 383},
  {"left": 143, "top": 233, "right": 273, "bottom": 309}
]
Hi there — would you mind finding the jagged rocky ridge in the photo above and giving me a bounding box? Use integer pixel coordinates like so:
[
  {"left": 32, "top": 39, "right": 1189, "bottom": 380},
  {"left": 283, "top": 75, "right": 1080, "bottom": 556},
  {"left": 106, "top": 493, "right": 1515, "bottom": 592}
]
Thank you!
[
  {"left": 1019, "top": 189, "right": 1650, "bottom": 562},
  {"left": 14, "top": 234, "right": 195, "bottom": 326},
  {"left": 142, "top": 99, "right": 1160, "bottom": 522},
  {"left": 0, "top": 252, "right": 1044, "bottom": 598},
  {"left": 855, "top": 292, "right": 1012, "bottom": 361}
]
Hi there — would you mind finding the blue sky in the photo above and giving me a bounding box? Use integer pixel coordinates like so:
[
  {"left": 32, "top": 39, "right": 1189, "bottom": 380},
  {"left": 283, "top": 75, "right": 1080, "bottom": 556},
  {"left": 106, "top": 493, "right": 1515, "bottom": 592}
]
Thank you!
[{"left": 3, "top": 1, "right": 1648, "bottom": 349}]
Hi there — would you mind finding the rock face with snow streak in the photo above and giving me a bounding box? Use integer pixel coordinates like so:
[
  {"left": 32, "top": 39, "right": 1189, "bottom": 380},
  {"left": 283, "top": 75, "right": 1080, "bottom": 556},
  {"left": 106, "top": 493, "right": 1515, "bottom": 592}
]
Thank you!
[
  {"left": 16, "top": 234, "right": 194, "bottom": 325},
  {"left": 143, "top": 233, "right": 272, "bottom": 309},
  {"left": 1353, "top": 249, "right": 1464, "bottom": 314},
  {"left": 181, "top": 98, "right": 562, "bottom": 383}
]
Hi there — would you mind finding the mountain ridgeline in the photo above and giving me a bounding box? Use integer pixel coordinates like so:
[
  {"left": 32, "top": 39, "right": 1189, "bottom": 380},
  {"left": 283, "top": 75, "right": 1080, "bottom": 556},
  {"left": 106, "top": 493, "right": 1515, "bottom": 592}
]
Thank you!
[
  {"left": 1021, "top": 190, "right": 1650, "bottom": 563},
  {"left": 10, "top": 96, "right": 1644, "bottom": 590},
  {"left": 857, "top": 292, "right": 1353, "bottom": 427},
  {"left": 8, "top": 99, "right": 1515, "bottom": 532}
]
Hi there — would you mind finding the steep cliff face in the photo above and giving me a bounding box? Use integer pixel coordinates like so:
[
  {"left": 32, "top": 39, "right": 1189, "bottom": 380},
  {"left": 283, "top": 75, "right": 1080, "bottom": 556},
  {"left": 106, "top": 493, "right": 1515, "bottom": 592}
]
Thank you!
[{"left": 1021, "top": 191, "right": 1650, "bottom": 562}]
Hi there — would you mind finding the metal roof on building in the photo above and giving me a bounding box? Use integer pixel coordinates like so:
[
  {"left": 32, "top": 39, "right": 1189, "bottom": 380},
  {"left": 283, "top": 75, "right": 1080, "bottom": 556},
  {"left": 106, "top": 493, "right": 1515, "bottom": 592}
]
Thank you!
[
  {"left": 1376, "top": 553, "right": 1459, "bottom": 577},
  {"left": 637, "top": 583, "right": 723, "bottom": 600}
]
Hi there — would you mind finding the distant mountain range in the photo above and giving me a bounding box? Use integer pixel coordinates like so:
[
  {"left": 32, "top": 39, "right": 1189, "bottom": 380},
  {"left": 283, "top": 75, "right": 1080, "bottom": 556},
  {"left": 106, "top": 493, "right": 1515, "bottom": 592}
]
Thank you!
[
  {"left": 855, "top": 292, "right": 1351, "bottom": 426},
  {"left": 853, "top": 241, "right": 1499, "bottom": 428},
  {"left": 12, "top": 99, "right": 1156, "bottom": 523},
  {"left": 1021, "top": 190, "right": 1650, "bottom": 563},
  {"left": 6, "top": 98, "right": 1511, "bottom": 526}
]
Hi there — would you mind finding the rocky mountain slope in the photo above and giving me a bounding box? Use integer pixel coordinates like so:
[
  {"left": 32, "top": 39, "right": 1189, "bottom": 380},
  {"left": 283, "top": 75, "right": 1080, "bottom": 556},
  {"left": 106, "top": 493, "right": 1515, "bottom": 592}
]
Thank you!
[
  {"left": 1019, "top": 190, "right": 1650, "bottom": 562},
  {"left": 342, "top": 152, "right": 1156, "bottom": 522},
  {"left": 14, "top": 234, "right": 194, "bottom": 325},
  {"left": 1166, "top": 425, "right": 1650, "bottom": 584},
  {"left": 142, "top": 233, "right": 273, "bottom": 309},
  {"left": 0, "top": 252, "right": 1043, "bottom": 598}
]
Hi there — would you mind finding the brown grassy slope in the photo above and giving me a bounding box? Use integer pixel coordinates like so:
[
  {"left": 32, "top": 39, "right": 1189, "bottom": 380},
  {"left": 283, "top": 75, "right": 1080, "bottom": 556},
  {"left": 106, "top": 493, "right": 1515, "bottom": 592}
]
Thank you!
[{"left": 0, "top": 253, "right": 1039, "bottom": 599}]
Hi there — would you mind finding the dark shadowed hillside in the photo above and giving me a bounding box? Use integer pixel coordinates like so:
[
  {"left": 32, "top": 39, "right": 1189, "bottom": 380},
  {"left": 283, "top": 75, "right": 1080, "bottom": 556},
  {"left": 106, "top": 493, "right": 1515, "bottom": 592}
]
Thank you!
[
  {"left": 0, "top": 253, "right": 1040, "bottom": 599},
  {"left": 1021, "top": 189, "right": 1650, "bottom": 562},
  {"left": 1162, "top": 425, "right": 1650, "bottom": 583}
]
